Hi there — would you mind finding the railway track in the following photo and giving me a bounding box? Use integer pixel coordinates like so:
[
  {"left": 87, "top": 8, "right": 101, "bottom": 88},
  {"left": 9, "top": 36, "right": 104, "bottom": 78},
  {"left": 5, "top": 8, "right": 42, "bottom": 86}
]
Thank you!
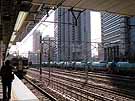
[
  {"left": 49, "top": 68, "right": 135, "bottom": 87},
  {"left": 42, "top": 67, "right": 135, "bottom": 81},
  {"left": 27, "top": 68, "right": 135, "bottom": 101},
  {"left": 22, "top": 77, "right": 57, "bottom": 101},
  {"left": 31, "top": 68, "right": 135, "bottom": 91},
  {"left": 48, "top": 68, "right": 135, "bottom": 96},
  {"left": 42, "top": 68, "right": 135, "bottom": 89},
  {"left": 26, "top": 72, "right": 114, "bottom": 101},
  {"left": 24, "top": 75, "right": 79, "bottom": 101}
]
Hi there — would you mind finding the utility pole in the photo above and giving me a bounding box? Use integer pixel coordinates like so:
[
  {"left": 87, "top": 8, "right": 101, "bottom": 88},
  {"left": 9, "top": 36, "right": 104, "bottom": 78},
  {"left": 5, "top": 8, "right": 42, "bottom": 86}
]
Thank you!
[
  {"left": 85, "top": 42, "right": 88, "bottom": 83},
  {"left": 39, "top": 35, "right": 42, "bottom": 76},
  {"left": 48, "top": 38, "right": 51, "bottom": 79}
]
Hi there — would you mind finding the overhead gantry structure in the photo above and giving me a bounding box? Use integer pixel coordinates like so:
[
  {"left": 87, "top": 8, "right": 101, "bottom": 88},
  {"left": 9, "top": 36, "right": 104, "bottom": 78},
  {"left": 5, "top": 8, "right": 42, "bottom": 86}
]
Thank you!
[
  {"left": 0, "top": 0, "right": 20, "bottom": 60},
  {"left": 32, "top": 0, "right": 135, "bottom": 16},
  {"left": 1, "top": 0, "right": 135, "bottom": 59}
]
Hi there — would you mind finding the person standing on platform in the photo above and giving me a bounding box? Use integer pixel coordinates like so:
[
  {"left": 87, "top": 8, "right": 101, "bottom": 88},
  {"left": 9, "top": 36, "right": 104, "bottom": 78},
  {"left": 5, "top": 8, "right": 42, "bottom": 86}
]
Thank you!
[{"left": 0, "top": 60, "right": 14, "bottom": 100}]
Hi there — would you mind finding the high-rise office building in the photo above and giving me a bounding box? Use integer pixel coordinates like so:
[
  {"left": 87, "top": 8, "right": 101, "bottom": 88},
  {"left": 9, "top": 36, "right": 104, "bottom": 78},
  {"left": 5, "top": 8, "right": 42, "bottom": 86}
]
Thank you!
[
  {"left": 33, "top": 30, "right": 41, "bottom": 53},
  {"left": 98, "top": 43, "right": 104, "bottom": 61},
  {"left": 101, "top": 12, "right": 128, "bottom": 61},
  {"left": 54, "top": 8, "right": 91, "bottom": 62},
  {"left": 42, "top": 36, "right": 56, "bottom": 62},
  {"left": 128, "top": 17, "right": 135, "bottom": 61},
  {"left": 29, "top": 30, "right": 41, "bottom": 64},
  {"left": 101, "top": 12, "right": 135, "bottom": 61}
]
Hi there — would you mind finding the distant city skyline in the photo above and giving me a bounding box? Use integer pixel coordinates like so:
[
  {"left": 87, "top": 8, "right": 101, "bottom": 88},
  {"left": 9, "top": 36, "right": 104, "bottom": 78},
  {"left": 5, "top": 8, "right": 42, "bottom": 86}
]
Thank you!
[{"left": 9, "top": 11, "right": 101, "bottom": 57}]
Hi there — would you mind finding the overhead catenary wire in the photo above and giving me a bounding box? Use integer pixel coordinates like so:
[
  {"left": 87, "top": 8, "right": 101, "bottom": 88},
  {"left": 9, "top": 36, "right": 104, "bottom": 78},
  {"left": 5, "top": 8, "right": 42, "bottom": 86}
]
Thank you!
[
  {"left": 18, "top": 0, "right": 131, "bottom": 55},
  {"left": 41, "top": 20, "right": 73, "bottom": 25},
  {"left": 21, "top": 0, "right": 87, "bottom": 44},
  {"left": 12, "top": 40, "right": 132, "bottom": 61}
]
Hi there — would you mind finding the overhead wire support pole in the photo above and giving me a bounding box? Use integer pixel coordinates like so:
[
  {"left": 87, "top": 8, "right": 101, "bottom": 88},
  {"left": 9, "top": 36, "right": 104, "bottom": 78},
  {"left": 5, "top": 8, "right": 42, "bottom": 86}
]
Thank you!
[
  {"left": 69, "top": 8, "right": 86, "bottom": 26},
  {"left": 48, "top": 37, "right": 51, "bottom": 84},
  {"left": 56, "top": 0, "right": 66, "bottom": 8},
  {"left": 41, "top": 38, "right": 52, "bottom": 86},
  {"left": 39, "top": 35, "right": 42, "bottom": 76},
  {"left": 41, "top": 21, "right": 73, "bottom": 25}
]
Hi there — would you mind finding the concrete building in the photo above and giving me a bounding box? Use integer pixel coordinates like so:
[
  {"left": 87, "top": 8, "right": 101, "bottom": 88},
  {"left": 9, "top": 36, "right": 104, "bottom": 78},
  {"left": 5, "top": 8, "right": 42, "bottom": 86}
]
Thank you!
[
  {"left": 30, "top": 34, "right": 56, "bottom": 64},
  {"left": 128, "top": 17, "right": 135, "bottom": 61},
  {"left": 98, "top": 43, "right": 104, "bottom": 61},
  {"left": 54, "top": 8, "right": 91, "bottom": 62},
  {"left": 28, "top": 52, "right": 40, "bottom": 64},
  {"left": 101, "top": 12, "right": 135, "bottom": 62},
  {"left": 101, "top": 12, "right": 129, "bottom": 61},
  {"left": 28, "top": 30, "right": 41, "bottom": 64},
  {"left": 33, "top": 30, "right": 41, "bottom": 53}
]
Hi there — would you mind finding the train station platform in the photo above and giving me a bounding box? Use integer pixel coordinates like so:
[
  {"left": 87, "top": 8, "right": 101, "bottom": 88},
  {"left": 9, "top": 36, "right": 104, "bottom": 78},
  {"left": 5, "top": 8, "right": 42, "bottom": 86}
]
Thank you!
[{"left": 0, "top": 75, "right": 39, "bottom": 101}]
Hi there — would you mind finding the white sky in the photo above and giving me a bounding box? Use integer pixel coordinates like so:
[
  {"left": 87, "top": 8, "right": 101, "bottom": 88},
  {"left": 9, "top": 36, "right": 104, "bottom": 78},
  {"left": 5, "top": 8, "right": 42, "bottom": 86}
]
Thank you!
[
  {"left": 91, "top": 11, "right": 101, "bottom": 42},
  {"left": 90, "top": 11, "right": 101, "bottom": 56},
  {"left": 9, "top": 11, "right": 101, "bottom": 57},
  {"left": 39, "top": 12, "right": 54, "bottom": 37},
  {"left": 9, "top": 11, "right": 55, "bottom": 56}
]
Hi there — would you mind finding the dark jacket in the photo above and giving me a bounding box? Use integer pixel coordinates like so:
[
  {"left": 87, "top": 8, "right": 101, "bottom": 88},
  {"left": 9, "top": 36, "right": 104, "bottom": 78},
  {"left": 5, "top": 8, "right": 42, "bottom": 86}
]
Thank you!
[{"left": 0, "top": 64, "right": 14, "bottom": 82}]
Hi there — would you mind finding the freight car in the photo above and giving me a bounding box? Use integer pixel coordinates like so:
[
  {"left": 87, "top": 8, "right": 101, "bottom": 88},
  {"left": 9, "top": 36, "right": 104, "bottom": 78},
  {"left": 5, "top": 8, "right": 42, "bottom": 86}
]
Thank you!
[
  {"left": 41, "top": 61, "right": 135, "bottom": 75},
  {"left": 90, "top": 62, "right": 107, "bottom": 71},
  {"left": 112, "top": 62, "right": 135, "bottom": 75}
]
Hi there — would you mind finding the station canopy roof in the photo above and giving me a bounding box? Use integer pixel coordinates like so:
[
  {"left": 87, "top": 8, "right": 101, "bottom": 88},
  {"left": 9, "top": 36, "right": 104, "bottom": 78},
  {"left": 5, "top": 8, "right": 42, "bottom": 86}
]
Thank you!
[
  {"left": 33, "top": 0, "right": 135, "bottom": 16},
  {"left": 14, "top": 0, "right": 135, "bottom": 43},
  {"left": 2, "top": 0, "right": 135, "bottom": 55}
]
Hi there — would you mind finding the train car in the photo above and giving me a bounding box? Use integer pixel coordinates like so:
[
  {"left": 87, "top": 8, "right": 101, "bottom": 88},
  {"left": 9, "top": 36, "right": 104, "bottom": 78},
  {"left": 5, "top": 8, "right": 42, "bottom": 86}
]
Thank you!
[
  {"left": 10, "top": 57, "right": 28, "bottom": 78},
  {"left": 112, "top": 62, "right": 135, "bottom": 75},
  {"left": 42, "top": 62, "right": 48, "bottom": 67},
  {"left": 74, "top": 62, "right": 82, "bottom": 70},
  {"left": 56, "top": 61, "right": 64, "bottom": 68},
  {"left": 49, "top": 61, "right": 57, "bottom": 67},
  {"left": 74, "top": 62, "right": 88, "bottom": 70},
  {"left": 90, "top": 61, "right": 107, "bottom": 71},
  {"left": 40, "top": 61, "right": 135, "bottom": 75},
  {"left": 63, "top": 62, "right": 74, "bottom": 70}
]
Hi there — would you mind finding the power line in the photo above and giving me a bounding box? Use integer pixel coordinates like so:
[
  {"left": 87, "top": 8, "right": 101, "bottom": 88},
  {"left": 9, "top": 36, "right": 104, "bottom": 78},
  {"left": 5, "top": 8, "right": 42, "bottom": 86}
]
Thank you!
[{"left": 41, "top": 20, "right": 73, "bottom": 25}]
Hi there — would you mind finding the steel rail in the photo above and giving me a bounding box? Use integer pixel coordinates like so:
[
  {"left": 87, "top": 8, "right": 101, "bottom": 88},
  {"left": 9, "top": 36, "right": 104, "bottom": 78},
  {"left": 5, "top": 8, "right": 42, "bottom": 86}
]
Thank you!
[
  {"left": 29, "top": 68, "right": 135, "bottom": 100},
  {"left": 26, "top": 73, "right": 114, "bottom": 101},
  {"left": 24, "top": 76, "right": 57, "bottom": 101}
]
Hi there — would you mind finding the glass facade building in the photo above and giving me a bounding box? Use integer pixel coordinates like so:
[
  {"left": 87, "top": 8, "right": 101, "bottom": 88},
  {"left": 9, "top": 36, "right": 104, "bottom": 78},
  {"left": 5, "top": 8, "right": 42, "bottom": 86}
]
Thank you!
[
  {"left": 102, "top": 12, "right": 135, "bottom": 62},
  {"left": 54, "top": 8, "right": 91, "bottom": 62},
  {"left": 101, "top": 12, "right": 129, "bottom": 61}
]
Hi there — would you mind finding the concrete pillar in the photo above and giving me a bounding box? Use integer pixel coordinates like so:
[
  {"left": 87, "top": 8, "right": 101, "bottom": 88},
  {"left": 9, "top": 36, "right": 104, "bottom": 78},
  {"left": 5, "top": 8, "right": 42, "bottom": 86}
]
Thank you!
[
  {"left": 104, "top": 48, "right": 107, "bottom": 61},
  {"left": 0, "top": 41, "right": 2, "bottom": 66},
  {"left": 0, "top": 41, "right": 5, "bottom": 66}
]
